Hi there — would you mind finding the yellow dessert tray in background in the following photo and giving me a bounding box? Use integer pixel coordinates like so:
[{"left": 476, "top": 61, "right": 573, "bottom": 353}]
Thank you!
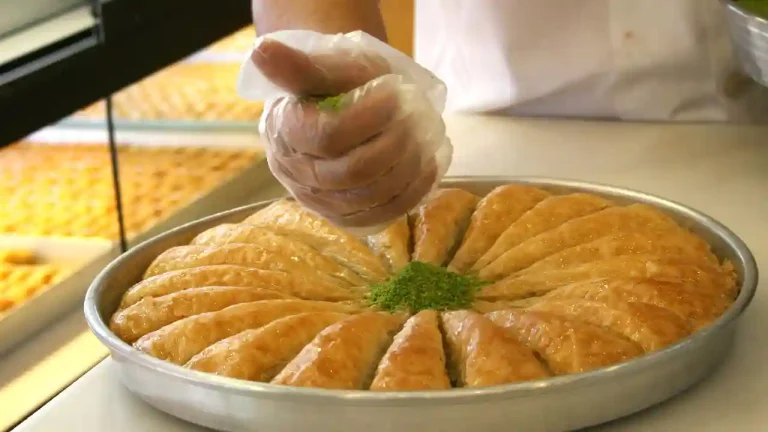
[
  {"left": 0, "top": 138, "right": 277, "bottom": 356},
  {"left": 0, "top": 235, "right": 114, "bottom": 355}
]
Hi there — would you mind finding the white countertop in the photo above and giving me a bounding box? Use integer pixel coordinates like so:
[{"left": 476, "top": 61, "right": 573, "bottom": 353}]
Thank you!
[
  {"left": 0, "top": 308, "right": 107, "bottom": 431},
  {"left": 12, "top": 115, "right": 768, "bottom": 431}
]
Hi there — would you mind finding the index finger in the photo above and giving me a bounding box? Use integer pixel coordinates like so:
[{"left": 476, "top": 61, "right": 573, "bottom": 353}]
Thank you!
[{"left": 251, "top": 39, "right": 390, "bottom": 96}]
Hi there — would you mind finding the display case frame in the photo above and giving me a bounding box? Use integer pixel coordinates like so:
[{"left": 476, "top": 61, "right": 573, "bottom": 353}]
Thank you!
[{"left": 0, "top": 0, "right": 251, "bottom": 147}]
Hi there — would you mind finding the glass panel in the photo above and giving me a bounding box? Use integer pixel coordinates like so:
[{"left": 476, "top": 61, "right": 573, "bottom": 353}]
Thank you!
[
  {"left": 0, "top": 139, "right": 116, "bottom": 431},
  {"left": 0, "top": 0, "right": 87, "bottom": 39},
  {"left": 112, "top": 141, "right": 265, "bottom": 242},
  {"left": 0, "top": 0, "right": 96, "bottom": 70},
  {"left": 102, "top": 27, "right": 271, "bottom": 242},
  {"left": 0, "top": 5, "right": 265, "bottom": 430},
  {"left": 70, "top": 26, "right": 263, "bottom": 130}
]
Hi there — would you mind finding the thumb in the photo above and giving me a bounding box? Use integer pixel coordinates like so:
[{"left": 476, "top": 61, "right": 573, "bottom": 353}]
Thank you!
[{"left": 251, "top": 39, "right": 390, "bottom": 97}]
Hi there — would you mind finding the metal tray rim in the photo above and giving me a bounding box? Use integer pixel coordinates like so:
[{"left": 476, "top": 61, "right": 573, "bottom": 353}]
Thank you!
[{"left": 84, "top": 176, "right": 759, "bottom": 405}]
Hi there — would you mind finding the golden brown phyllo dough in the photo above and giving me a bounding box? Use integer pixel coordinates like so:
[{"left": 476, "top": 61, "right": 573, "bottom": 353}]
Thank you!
[{"left": 111, "top": 185, "right": 737, "bottom": 391}]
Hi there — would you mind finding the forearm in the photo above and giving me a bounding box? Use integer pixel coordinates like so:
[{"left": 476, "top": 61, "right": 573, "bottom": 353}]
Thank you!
[{"left": 252, "top": 0, "right": 387, "bottom": 41}]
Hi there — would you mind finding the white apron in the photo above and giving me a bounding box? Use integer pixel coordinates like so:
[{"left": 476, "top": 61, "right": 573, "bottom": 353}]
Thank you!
[{"left": 414, "top": 0, "right": 768, "bottom": 123}]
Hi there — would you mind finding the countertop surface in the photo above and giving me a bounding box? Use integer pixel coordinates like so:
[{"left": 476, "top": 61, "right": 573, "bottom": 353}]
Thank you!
[{"left": 12, "top": 115, "right": 768, "bottom": 431}]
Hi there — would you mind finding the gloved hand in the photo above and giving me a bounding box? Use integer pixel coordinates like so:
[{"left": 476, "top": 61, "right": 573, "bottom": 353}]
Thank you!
[{"left": 249, "top": 35, "right": 449, "bottom": 229}]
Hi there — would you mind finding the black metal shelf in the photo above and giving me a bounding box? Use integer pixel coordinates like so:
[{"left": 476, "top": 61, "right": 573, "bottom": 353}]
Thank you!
[{"left": 0, "top": 0, "right": 251, "bottom": 147}]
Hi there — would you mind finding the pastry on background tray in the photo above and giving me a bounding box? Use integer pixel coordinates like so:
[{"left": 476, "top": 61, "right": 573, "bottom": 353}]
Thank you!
[
  {"left": 76, "top": 63, "right": 263, "bottom": 122},
  {"left": 0, "top": 255, "right": 66, "bottom": 313},
  {"left": 0, "top": 142, "right": 263, "bottom": 239},
  {"left": 0, "top": 249, "right": 37, "bottom": 265}
]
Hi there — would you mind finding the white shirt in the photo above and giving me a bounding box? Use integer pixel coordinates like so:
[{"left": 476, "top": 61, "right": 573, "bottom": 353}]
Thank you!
[{"left": 414, "top": 0, "right": 768, "bottom": 122}]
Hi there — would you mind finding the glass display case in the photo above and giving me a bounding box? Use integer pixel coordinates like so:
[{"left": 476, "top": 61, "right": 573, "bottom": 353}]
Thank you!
[
  {"left": 66, "top": 27, "right": 265, "bottom": 131},
  {"left": 0, "top": 25, "right": 275, "bottom": 350},
  {"left": 0, "top": 2, "right": 255, "bottom": 429}
]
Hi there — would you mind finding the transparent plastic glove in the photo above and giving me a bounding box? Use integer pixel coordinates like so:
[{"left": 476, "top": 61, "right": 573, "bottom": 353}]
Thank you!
[{"left": 238, "top": 30, "right": 453, "bottom": 232}]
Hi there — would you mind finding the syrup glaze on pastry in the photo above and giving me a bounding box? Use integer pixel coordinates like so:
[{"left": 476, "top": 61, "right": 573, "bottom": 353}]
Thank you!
[
  {"left": 134, "top": 299, "right": 359, "bottom": 364},
  {"left": 185, "top": 312, "right": 350, "bottom": 381},
  {"left": 473, "top": 193, "right": 613, "bottom": 271},
  {"left": 120, "top": 265, "right": 363, "bottom": 309},
  {"left": 271, "top": 312, "right": 405, "bottom": 390},
  {"left": 442, "top": 310, "right": 550, "bottom": 386},
  {"left": 478, "top": 255, "right": 735, "bottom": 301},
  {"left": 370, "top": 310, "right": 451, "bottom": 391},
  {"left": 112, "top": 185, "right": 738, "bottom": 391},
  {"left": 486, "top": 309, "right": 644, "bottom": 374},
  {"left": 244, "top": 199, "right": 389, "bottom": 283},
  {"left": 144, "top": 243, "right": 365, "bottom": 286},
  {"left": 448, "top": 185, "right": 551, "bottom": 273},
  {"left": 476, "top": 204, "right": 699, "bottom": 281},
  {"left": 365, "top": 215, "right": 411, "bottom": 273},
  {"left": 111, "top": 286, "right": 293, "bottom": 343},
  {"left": 411, "top": 188, "right": 479, "bottom": 266}
]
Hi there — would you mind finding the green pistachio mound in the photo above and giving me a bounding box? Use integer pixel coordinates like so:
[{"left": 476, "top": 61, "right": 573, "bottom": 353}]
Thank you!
[{"left": 367, "top": 261, "right": 487, "bottom": 313}]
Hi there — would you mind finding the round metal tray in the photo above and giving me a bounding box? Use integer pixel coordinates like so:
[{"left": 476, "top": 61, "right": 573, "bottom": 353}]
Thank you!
[{"left": 84, "top": 177, "right": 758, "bottom": 432}]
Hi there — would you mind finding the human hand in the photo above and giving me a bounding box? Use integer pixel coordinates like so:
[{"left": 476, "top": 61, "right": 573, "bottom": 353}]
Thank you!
[{"left": 252, "top": 38, "right": 446, "bottom": 229}]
